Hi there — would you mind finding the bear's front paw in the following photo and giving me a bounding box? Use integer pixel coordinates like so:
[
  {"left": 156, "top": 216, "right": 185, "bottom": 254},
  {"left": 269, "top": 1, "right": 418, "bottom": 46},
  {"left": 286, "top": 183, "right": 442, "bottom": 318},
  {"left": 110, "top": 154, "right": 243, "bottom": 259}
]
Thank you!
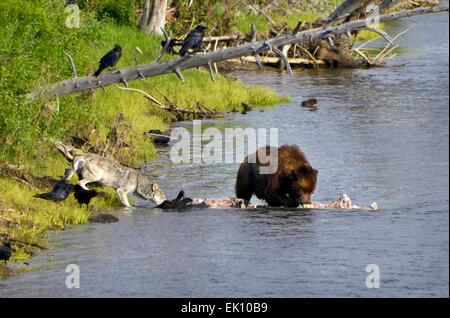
[{"left": 285, "top": 198, "right": 300, "bottom": 208}]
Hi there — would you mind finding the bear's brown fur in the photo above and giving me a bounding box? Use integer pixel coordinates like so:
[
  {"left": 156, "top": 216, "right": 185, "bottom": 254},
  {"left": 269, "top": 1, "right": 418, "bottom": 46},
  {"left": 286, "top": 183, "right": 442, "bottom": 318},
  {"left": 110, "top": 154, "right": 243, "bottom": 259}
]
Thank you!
[{"left": 235, "top": 145, "right": 318, "bottom": 207}]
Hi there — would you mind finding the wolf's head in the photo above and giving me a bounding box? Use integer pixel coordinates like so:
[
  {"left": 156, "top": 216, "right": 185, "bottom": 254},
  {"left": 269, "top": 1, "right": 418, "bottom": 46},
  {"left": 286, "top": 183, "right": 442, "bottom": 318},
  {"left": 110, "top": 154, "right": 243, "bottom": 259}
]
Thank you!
[{"left": 136, "top": 175, "right": 166, "bottom": 205}]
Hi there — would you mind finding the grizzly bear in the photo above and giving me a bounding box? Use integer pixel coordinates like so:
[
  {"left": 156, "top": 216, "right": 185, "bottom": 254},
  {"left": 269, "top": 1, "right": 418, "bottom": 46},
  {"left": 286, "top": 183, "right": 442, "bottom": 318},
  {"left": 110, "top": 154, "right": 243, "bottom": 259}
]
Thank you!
[{"left": 235, "top": 145, "right": 318, "bottom": 207}]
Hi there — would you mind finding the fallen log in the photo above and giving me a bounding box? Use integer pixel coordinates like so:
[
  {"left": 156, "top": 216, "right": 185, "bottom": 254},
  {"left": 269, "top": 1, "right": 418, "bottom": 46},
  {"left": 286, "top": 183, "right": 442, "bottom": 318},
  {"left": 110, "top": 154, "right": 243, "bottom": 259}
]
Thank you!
[
  {"left": 116, "top": 86, "right": 229, "bottom": 120},
  {"left": 202, "top": 35, "right": 242, "bottom": 42},
  {"left": 239, "top": 55, "right": 326, "bottom": 67},
  {"left": 28, "top": 4, "right": 448, "bottom": 101},
  {"left": 325, "top": 0, "right": 375, "bottom": 25},
  {"left": 52, "top": 139, "right": 85, "bottom": 162}
]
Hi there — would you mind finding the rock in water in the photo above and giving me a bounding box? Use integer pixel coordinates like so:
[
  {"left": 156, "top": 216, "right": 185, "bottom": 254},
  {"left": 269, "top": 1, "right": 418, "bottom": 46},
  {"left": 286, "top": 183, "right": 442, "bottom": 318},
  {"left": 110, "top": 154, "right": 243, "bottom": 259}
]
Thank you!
[
  {"left": 301, "top": 98, "right": 318, "bottom": 108},
  {"left": 88, "top": 213, "right": 119, "bottom": 223}
]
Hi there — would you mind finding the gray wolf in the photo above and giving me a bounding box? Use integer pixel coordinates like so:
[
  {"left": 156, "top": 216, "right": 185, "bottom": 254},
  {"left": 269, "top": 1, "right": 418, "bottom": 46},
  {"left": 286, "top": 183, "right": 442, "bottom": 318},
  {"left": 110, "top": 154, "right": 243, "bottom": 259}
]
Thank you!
[{"left": 65, "top": 154, "right": 165, "bottom": 207}]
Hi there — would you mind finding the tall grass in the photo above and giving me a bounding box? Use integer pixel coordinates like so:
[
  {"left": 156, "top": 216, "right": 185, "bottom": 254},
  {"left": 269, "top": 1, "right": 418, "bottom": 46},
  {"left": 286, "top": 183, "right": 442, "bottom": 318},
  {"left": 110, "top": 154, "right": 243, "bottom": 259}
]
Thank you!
[
  {"left": 0, "top": 0, "right": 99, "bottom": 164},
  {"left": 233, "top": 10, "right": 322, "bottom": 33}
]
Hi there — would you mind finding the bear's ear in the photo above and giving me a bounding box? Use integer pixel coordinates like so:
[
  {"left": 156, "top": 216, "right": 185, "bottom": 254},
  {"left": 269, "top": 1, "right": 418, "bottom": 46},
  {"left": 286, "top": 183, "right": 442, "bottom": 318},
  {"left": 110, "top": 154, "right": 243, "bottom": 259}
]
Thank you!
[
  {"left": 299, "top": 163, "right": 311, "bottom": 175},
  {"left": 152, "top": 183, "right": 159, "bottom": 191}
]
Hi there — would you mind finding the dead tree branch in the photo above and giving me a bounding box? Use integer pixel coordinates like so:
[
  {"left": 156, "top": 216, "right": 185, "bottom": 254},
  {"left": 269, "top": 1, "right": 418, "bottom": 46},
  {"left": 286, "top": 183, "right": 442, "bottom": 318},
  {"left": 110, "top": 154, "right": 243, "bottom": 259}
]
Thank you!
[
  {"left": 154, "top": 27, "right": 172, "bottom": 63},
  {"left": 63, "top": 51, "right": 77, "bottom": 78},
  {"left": 52, "top": 139, "right": 85, "bottom": 162},
  {"left": 115, "top": 86, "right": 227, "bottom": 120},
  {"left": 249, "top": 5, "right": 278, "bottom": 29},
  {"left": 364, "top": 26, "right": 392, "bottom": 43},
  {"left": 28, "top": 5, "right": 448, "bottom": 101},
  {"left": 0, "top": 234, "right": 47, "bottom": 250}
]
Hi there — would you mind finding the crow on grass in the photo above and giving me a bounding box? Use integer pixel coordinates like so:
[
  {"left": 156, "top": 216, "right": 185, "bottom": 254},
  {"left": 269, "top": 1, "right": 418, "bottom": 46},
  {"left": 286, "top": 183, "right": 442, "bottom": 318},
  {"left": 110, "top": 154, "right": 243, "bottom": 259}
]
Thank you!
[
  {"left": 161, "top": 38, "right": 183, "bottom": 54},
  {"left": 74, "top": 184, "right": 98, "bottom": 209},
  {"left": 0, "top": 243, "right": 11, "bottom": 266},
  {"left": 34, "top": 178, "right": 70, "bottom": 203}
]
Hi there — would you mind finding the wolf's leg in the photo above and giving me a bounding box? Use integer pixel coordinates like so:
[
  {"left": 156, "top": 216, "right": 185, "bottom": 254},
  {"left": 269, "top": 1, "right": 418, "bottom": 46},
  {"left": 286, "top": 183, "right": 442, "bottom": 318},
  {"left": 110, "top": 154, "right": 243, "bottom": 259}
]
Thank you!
[
  {"left": 116, "top": 188, "right": 131, "bottom": 207},
  {"left": 77, "top": 175, "right": 102, "bottom": 191},
  {"left": 64, "top": 163, "right": 77, "bottom": 182},
  {"left": 65, "top": 156, "right": 83, "bottom": 182},
  {"left": 64, "top": 168, "right": 75, "bottom": 182}
]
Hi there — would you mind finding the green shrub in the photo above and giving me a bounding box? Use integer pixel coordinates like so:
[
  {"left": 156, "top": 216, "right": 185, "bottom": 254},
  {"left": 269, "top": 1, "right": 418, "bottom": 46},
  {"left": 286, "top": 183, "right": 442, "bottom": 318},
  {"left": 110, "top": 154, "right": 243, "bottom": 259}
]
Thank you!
[
  {"left": 0, "top": 0, "right": 99, "bottom": 163},
  {"left": 74, "top": 0, "right": 144, "bottom": 26}
]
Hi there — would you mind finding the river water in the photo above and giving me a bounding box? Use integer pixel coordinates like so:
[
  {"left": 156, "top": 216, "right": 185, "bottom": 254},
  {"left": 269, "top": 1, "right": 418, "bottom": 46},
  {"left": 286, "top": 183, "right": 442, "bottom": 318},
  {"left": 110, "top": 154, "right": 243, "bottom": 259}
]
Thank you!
[{"left": 2, "top": 13, "right": 448, "bottom": 297}]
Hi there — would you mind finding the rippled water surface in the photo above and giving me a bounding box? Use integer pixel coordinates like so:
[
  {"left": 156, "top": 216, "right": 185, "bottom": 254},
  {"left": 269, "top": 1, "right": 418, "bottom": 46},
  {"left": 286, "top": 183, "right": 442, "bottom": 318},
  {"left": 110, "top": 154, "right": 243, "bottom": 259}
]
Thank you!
[{"left": 2, "top": 13, "right": 448, "bottom": 297}]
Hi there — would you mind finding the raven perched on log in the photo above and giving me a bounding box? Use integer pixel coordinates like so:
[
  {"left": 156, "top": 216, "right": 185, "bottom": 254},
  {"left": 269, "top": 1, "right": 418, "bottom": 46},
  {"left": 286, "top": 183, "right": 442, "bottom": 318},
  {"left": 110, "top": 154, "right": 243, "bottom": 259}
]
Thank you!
[
  {"left": 94, "top": 44, "right": 122, "bottom": 77},
  {"left": 74, "top": 185, "right": 98, "bottom": 209},
  {"left": 179, "top": 25, "right": 207, "bottom": 57},
  {"left": 160, "top": 39, "right": 183, "bottom": 54},
  {"left": 34, "top": 179, "right": 70, "bottom": 203},
  {"left": 161, "top": 39, "right": 183, "bottom": 49},
  {"left": 0, "top": 243, "right": 11, "bottom": 266}
]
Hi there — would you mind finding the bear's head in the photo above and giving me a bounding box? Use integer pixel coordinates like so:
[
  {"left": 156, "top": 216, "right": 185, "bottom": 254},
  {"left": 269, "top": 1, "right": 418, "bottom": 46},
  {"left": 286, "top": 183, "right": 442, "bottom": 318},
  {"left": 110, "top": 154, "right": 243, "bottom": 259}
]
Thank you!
[{"left": 289, "top": 163, "right": 318, "bottom": 205}]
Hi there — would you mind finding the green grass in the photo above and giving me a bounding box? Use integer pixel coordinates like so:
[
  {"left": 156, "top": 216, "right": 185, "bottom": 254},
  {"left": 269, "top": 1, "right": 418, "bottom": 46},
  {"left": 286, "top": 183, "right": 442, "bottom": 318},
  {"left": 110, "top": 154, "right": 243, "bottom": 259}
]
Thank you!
[
  {"left": 354, "top": 23, "right": 388, "bottom": 42},
  {"left": 232, "top": 4, "right": 385, "bottom": 44},
  {"left": 233, "top": 10, "right": 322, "bottom": 34}
]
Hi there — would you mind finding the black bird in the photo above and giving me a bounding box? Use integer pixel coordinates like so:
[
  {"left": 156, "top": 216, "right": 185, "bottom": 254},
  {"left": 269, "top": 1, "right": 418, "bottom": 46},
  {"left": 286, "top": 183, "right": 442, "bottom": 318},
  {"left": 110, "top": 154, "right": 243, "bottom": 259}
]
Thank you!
[
  {"left": 177, "top": 190, "right": 193, "bottom": 205},
  {"left": 161, "top": 38, "right": 183, "bottom": 50},
  {"left": 178, "top": 25, "right": 207, "bottom": 57},
  {"left": 0, "top": 243, "right": 11, "bottom": 266},
  {"left": 74, "top": 184, "right": 98, "bottom": 209},
  {"left": 34, "top": 178, "right": 70, "bottom": 203},
  {"left": 161, "top": 39, "right": 183, "bottom": 55},
  {"left": 157, "top": 190, "right": 192, "bottom": 209},
  {"left": 94, "top": 44, "right": 122, "bottom": 77}
]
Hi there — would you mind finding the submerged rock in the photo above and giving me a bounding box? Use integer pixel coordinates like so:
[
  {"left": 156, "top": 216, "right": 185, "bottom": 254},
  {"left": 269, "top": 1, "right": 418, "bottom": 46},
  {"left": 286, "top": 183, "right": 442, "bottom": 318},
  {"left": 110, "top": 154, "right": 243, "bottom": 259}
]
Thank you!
[
  {"left": 88, "top": 213, "right": 119, "bottom": 223},
  {"left": 301, "top": 98, "right": 318, "bottom": 108},
  {"left": 242, "top": 102, "right": 253, "bottom": 112}
]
